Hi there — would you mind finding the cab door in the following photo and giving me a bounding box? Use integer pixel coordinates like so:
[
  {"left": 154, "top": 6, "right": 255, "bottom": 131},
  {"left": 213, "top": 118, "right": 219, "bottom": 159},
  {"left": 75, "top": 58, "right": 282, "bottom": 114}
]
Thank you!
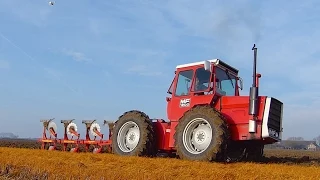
[
  {"left": 167, "top": 68, "right": 194, "bottom": 121},
  {"left": 167, "top": 65, "right": 215, "bottom": 121}
]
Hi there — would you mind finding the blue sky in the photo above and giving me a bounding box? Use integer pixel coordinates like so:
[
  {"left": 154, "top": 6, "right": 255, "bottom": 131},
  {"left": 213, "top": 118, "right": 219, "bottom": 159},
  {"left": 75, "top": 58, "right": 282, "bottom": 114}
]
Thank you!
[{"left": 0, "top": 0, "right": 319, "bottom": 140}]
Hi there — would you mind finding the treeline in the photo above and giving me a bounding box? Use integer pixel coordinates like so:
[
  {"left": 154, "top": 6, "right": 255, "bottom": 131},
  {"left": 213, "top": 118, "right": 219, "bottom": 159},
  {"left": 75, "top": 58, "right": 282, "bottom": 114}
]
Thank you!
[
  {"left": 265, "top": 135, "right": 320, "bottom": 150},
  {"left": 0, "top": 132, "right": 18, "bottom": 139}
]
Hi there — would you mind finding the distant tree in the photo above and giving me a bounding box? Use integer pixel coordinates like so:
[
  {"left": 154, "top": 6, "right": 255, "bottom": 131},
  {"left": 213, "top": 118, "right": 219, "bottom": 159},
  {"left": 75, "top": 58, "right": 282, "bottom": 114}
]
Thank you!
[
  {"left": 313, "top": 135, "right": 320, "bottom": 146},
  {"left": 291, "top": 143, "right": 306, "bottom": 150},
  {"left": 284, "top": 141, "right": 306, "bottom": 150},
  {"left": 0, "top": 132, "right": 19, "bottom": 139},
  {"left": 287, "top": 137, "right": 304, "bottom": 141}
]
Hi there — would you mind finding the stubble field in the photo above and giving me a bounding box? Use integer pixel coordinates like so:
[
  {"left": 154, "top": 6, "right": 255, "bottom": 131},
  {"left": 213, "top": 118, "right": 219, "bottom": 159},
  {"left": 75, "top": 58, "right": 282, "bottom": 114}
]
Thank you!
[{"left": 0, "top": 138, "right": 320, "bottom": 179}]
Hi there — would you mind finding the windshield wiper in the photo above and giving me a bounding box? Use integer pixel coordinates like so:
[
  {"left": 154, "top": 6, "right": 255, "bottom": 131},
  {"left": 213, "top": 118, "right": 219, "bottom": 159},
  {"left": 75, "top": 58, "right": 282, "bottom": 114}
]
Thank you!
[{"left": 225, "top": 69, "right": 234, "bottom": 88}]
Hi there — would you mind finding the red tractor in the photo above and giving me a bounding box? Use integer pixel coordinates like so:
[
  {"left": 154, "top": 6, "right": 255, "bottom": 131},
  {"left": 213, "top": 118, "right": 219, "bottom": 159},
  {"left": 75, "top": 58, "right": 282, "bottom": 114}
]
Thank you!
[{"left": 110, "top": 44, "right": 283, "bottom": 162}]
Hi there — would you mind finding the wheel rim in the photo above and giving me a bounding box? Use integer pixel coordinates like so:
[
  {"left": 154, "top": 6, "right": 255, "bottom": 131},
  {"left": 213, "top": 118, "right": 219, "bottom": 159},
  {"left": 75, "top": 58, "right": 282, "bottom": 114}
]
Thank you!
[
  {"left": 182, "top": 118, "right": 212, "bottom": 154},
  {"left": 117, "top": 121, "right": 140, "bottom": 152}
]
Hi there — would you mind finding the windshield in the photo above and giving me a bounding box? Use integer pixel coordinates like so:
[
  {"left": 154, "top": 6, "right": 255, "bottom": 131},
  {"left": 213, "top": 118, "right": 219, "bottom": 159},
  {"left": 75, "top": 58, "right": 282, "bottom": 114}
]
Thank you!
[{"left": 215, "top": 67, "right": 236, "bottom": 96}]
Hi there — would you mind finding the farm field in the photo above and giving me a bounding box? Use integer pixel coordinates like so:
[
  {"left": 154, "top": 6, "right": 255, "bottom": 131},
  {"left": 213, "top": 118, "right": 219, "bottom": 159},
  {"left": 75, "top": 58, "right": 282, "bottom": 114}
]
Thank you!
[
  {"left": 0, "top": 139, "right": 320, "bottom": 179},
  {"left": 0, "top": 148, "right": 320, "bottom": 180}
]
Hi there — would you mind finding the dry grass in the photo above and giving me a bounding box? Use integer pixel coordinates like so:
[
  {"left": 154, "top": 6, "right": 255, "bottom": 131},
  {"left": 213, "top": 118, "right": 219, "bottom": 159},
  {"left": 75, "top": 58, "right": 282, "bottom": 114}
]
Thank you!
[{"left": 0, "top": 148, "right": 320, "bottom": 179}]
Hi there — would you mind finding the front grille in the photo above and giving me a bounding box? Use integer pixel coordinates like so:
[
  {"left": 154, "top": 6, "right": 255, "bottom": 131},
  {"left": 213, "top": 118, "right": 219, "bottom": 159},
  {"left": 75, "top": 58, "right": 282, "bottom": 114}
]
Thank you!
[{"left": 267, "top": 98, "right": 283, "bottom": 131}]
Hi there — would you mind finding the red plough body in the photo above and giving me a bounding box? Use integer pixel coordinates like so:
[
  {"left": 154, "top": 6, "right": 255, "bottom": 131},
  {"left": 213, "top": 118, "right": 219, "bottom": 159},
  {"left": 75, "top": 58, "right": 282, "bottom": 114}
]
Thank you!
[{"left": 38, "top": 119, "right": 112, "bottom": 153}]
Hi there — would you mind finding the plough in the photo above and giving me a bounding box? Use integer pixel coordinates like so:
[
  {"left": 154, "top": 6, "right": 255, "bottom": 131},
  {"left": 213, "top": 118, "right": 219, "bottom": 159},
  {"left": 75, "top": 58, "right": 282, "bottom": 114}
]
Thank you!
[{"left": 38, "top": 118, "right": 113, "bottom": 153}]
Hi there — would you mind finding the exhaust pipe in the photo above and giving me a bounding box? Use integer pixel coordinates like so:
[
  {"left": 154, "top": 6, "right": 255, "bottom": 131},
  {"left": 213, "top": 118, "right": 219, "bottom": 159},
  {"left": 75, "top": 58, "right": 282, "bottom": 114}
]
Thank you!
[{"left": 248, "top": 44, "right": 258, "bottom": 133}]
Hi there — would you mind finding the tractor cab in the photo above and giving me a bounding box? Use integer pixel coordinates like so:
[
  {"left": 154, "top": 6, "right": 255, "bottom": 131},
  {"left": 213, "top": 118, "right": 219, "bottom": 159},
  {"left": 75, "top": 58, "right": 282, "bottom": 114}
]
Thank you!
[{"left": 166, "top": 59, "right": 243, "bottom": 121}]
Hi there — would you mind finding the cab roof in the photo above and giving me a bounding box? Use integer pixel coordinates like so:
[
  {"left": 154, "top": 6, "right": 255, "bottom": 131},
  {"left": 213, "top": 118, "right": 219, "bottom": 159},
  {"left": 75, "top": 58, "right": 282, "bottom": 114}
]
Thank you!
[{"left": 176, "top": 58, "right": 239, "bottom": 74}]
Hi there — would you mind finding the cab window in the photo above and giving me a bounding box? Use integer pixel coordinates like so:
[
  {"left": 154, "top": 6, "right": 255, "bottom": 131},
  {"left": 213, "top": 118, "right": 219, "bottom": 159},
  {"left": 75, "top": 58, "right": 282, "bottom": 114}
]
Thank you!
[
  {"left": 194, "top": 67, "right": 211, "bottom": 92},
  {"left": 167, "top": 79, "right": 174, "bottom": 95},
  {"left": 215, "top": 67, "right": 236, "bottom": 96},
  {"left": 175, "top": 70, "right": 193, "bottom": 96}
]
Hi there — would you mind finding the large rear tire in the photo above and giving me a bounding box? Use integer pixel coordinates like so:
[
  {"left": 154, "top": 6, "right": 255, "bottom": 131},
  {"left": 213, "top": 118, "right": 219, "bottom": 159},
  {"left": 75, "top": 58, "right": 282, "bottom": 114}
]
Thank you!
[
  {"left": 111, "top": 110, "right": 155, "bottom": 156},
  {"left": 174, "top": 105, "right": 228, "bottom": 162}
]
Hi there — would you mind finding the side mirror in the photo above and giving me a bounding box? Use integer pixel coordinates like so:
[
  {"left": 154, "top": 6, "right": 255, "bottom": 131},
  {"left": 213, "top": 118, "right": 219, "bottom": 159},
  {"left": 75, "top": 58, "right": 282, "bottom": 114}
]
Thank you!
[
  {"left": 238, "top": 77, "right": 243, "bottom": 90},
  {"left": 204, "top": 60, "right": 212, "bottom": 72}
]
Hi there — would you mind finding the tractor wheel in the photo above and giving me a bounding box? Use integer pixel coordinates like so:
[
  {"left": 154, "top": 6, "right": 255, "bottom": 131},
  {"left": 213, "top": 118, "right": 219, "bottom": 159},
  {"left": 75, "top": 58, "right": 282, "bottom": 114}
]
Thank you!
[
  {"left": 174, "top": 105, "right": 228, "bottom": 162},
  {"left": 111, "top": 110, "right": 155, "bottom": 156}
]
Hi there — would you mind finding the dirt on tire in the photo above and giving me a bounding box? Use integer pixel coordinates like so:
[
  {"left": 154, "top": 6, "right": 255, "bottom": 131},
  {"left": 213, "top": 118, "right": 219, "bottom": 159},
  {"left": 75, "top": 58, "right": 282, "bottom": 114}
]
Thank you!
[
  {"left": 174, "top": 105, "right": 229, "bottom": 162},
  {"left": 111, "top": 110, "right": 155, "bottom": 157}
]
